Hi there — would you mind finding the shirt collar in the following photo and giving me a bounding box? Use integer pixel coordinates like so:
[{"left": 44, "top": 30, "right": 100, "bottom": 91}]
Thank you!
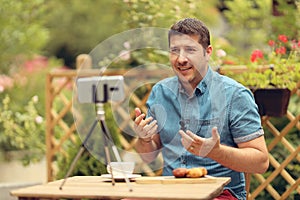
[
  {"left": 178, "top": 67, "right": 213, "bottom": 96},
  {"left": 198, "top": 66, "right": 213, "bottom": 94}
]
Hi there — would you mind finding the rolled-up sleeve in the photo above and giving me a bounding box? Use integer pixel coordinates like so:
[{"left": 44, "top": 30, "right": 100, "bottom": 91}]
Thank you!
[{"left": 229, "top": 87, "right": 264, "bottom": 143}]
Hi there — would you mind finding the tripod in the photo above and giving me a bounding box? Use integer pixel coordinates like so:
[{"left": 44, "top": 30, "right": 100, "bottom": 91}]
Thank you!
[{"left": 59, "top": 102, "right": 132, "bottom": 191}]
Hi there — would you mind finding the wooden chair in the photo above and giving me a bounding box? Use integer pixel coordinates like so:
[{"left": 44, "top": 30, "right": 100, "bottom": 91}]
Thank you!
[{"left": 245, "top": 173, "right": 251, "bottom": 200}]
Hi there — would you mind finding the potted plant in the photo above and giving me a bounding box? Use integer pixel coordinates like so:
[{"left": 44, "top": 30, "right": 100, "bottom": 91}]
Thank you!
[{"left": 224, "top": 34, "right": 300, "bottom": 117}]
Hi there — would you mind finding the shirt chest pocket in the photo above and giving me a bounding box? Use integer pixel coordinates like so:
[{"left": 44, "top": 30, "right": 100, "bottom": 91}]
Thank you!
[{"left": 195, "top": 118, "right": 220, "bottom": 138}]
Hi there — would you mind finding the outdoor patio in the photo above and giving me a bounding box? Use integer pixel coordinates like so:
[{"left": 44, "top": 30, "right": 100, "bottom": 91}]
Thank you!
[{"left": 45, "top": 60, "right": 300, "bottom": 200}]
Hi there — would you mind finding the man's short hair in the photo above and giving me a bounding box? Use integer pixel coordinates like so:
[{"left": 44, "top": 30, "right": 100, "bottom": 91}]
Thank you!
[{"left": 168, "top": 18, "right": 211, "bottom": 49}]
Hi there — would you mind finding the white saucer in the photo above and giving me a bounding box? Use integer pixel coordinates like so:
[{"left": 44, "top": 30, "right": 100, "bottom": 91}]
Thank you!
[{"left": 100, "top": 174, "right": 141, "bottom": 180}]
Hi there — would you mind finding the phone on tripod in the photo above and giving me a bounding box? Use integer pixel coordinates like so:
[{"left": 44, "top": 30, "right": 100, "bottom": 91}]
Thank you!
[
  {"left": 60, "top": 75, "right": 132, "bottom": 191},
  {"left": 76, "top": 76, "right": 125, "bottom": 103}
]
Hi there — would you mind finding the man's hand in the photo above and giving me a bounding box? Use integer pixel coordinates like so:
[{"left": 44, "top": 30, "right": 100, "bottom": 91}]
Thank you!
[
  {"left": 134, "top": 108, "right": 158, "bottom": 142},
  {"left": 179, "top": 127, "right": 220, "bottom": 157}
]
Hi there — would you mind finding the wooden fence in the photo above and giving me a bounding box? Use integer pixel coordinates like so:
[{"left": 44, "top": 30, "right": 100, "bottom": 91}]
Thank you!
[{"left": 46, "top": 63, "right": 299, "bottom": 199}]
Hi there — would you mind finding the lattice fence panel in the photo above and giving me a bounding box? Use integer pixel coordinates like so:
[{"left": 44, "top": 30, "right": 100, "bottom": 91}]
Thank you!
[
  {"left": 220, "top": 66, "right": 300, "bottom": 199},
  {"left": 247, "top": 82, "right": 300, "bottom": 200},
  {"left": 46, "top": 72, "right": 78, "bottom": 181}
]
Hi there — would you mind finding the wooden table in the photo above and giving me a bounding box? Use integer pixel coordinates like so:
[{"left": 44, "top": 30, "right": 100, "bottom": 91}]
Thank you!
[{"left": 10, "top": 176, "right": 231, "bottom": 200}]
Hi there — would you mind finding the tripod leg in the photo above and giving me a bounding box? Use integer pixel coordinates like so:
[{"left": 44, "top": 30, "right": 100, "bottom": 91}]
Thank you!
[
  {"left": 59, "top": 119, "right": 98, "bottom": 190},
  {"left": 100, "top": 119, "right": 122, "bottom": 162},
  {"left": 100, "top": 119, "right": 133, "bottom": 192},
  {"left": 104, "top": 145, "right": 115, "bottom": 186},
  {"left": 59, "top": 147, "right": 85, "bottom": 190}
]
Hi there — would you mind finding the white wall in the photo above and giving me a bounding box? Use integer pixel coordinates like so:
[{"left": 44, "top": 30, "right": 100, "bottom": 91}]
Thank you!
[
  {"left": 0, "top": 158, "right": 46, "bottom": 200},
  {"left": 0, "top": 158, "right": 46, "bottom": 183}
]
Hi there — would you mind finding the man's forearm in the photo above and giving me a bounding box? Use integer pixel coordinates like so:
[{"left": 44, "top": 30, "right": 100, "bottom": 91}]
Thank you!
[
  {"left": 135, "top": 137, "right": 160, "bottom": 163},
  {"left": 209, "top": 143, "right": 269, "bottom": 174}
]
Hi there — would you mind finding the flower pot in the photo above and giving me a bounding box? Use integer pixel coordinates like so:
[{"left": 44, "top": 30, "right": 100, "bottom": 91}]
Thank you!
[{"left": 252, "top": 88, "right": 291, "bottom": 117}]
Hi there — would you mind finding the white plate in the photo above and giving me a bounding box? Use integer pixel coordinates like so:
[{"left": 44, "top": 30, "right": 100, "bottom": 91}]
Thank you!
[{"left": 100, "top": 174, "right": 141, "bottom": 180}]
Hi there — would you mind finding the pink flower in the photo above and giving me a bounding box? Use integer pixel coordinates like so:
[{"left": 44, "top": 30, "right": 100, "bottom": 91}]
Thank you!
[
  {"left": 250, "top": 49, "right": 264, "bottom": 62},
  {"left": 123, "top": 41, "right": 131, "bottom": 49},
  {"left": 278, "top": 35, "right": 288, "bottom": 43},
  {"left": 24, "top": 56, "right": 48, "bottom": 72},
  {"left": 32, "top": 95, "right": 39, "bottom": 103},
  {"left": 118, "top": 50, "right": 131, "bottom": 61},
  {"left": 216, "top": 49, "right": 227, "bottom": 58},
  {"left": 291, "top": 40, "right": 297, "bottom": 49},
  {"left": 268, "top": 40, "right": 275, "bottom": 47},
  {"left": 291, "top": 40, "right": 300, "bottom": 50},
  {"left": 0, "top": 75, "right": 14, "bottom": 92},
  {"left": 35, "top": 116, "right": 43, "bottom": 124}
]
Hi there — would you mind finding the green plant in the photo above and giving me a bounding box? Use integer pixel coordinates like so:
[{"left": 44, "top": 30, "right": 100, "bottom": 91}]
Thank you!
[
  {"left": 222, "top": 0, "right": 299, "bottom": 58},
  {"left": 226, "top": 34, "right": 300, "bottom": 90},
  {"left": 55, "top": 135, "right": 107, "bottom": 179},
  {"left": 0, "top": 0, "right": 49, "bottom": 74},
  {"left": 0, "top": 55, "right": 63, "bottom": 166},
  {"left": 54, "top": 102, "right": 122, "bottom": 179},
  {"left": 120, "top": 0, "right": 221, "bottom": 29},
  {"left": 222, "top": 0, "right": 271, "bottom": 57},
  {"left": 0, "top": 94, "right": 45, "bottom": 165}
]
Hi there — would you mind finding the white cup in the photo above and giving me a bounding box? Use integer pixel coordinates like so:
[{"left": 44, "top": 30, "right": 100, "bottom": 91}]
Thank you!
[{"left": 106, "top": 162, "right": 135, "bottom": 176}]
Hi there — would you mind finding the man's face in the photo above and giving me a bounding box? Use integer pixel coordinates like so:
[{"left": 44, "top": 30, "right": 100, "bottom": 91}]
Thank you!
[{"left": 169, "top": 34, "right": 212, "bottom": 90}]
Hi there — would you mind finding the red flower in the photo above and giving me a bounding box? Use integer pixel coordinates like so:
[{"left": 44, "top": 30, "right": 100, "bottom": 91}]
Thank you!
[
  {"left": 250, "top": 49, "right": 264, "bottom": 62},
  {"left": 275, "top": 46, "right": 286, "bottom": 55},
  {"left": 268, "top": 40, "right": 275, "bottom": 47},
  {"left": 278, "top": 34, "right": 288, "bottom": 43}
]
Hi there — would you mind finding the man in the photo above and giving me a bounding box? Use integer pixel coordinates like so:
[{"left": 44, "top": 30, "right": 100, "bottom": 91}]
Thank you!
[{"left": 134, "top": 18, "right": 269, "bottom": 199}]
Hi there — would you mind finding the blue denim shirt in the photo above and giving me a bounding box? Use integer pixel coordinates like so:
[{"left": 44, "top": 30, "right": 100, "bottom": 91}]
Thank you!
[{"left": 146, "top": 67, "right": 263, "bottom": 200}]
